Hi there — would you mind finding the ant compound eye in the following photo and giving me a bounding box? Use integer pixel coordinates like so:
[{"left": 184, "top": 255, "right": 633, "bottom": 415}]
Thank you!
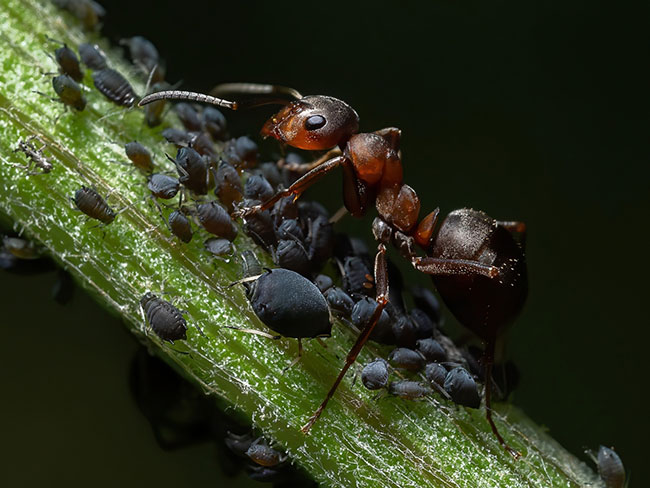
[{"left": 305, "top": 114, "right": 326, "bottom": 131}]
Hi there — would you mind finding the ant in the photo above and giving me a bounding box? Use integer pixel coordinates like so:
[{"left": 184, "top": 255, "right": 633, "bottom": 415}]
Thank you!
[{"left": 139, "top": 83, "right": 528, "bottom": 457}]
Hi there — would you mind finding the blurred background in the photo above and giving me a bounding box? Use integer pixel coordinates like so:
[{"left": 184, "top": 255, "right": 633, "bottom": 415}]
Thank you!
[{"left": 1, "top": 0, "right": 647, "bottom": 486}]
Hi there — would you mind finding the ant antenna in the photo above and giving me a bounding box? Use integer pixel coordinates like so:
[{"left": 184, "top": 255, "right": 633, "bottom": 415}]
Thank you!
[
  {"left": 211, "top": 82, "right": 303, "bottom": 100},
  {"left": 138, "top": 90, "right": 238, "bottom": 110}
]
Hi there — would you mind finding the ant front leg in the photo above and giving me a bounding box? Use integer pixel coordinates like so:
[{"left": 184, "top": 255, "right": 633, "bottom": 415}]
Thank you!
[
  {"left": 238, "top": 155, "right": 346, "bottom": 217},
  {"left": 302, "top": 244, "right": 389, "bottom": 433},
  {"left": 277, "top": 148, "right": 342, "bottom": 175}
]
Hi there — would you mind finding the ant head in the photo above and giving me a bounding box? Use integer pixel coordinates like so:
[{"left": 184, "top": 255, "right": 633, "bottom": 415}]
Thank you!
[{"left": 261, "top": 96, "right": 359, "bottom": 150}]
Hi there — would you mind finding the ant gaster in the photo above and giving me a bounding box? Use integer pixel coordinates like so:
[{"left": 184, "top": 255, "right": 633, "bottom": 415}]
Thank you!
[{"left": 139, "top": 83, "right": 528, "bottom": 456}]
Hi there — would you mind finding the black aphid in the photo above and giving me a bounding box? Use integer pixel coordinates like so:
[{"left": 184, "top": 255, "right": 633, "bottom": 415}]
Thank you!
[
  {"left": 247, "top": 268, "right": 331, "bottom": 339},
  {"left": 361, "top": 358, "right": 389, "bottom": 390},
  {"left": 388, "top": 347, "right": 425, "bottom": 372},
  {"left": 73, "top": 186, "right": 115, "bottom": 224},
  {"left": 52, "top": 74, "right": 86, "bottom": 111},
  {"left": 78, "top": 43, "right": 107, "bottom": 70},
  {"left": 244, "top": 174, "right": 274, "bottom": 202},
  {"left": 324, "top": 287, "right": 355, "bottom": 317},
  {"left": 444, "top": 367, "right": 480, "bottom": 408},
  {"left": 416, "top": 338, "right": 447, "bottom": 362},
  {"left": 341, "top": 255, "right": 374, "bottom": 297},
  {"left": 274, "top": 239, "right": 310, "bottom": 277},
  {"left": 92, "top": 68, "right": 138, "bottom": 107},
  {"left": 54, "top": 44, "right": 84, "bottom": 82},
  {"left": 223, "top": 135, "right": 258, "bottom": 168},
  {"left": 275, "top": 219, "right": 304, "bottom": 242},
  {"left": 314, "top": 274, "right": 333, "bottom": 293},
  {"left": 410, "top": 308, "right": 435, "bottom": 339},
  {"left": 174, "top": 103, "right": 202, "bottom": 132},
  {"left": 215, "top": 160, "right": 243, "bottom": 212},
  {"left": 140, "top": 292, "right": 187, "bottom": 342},
  {"left": 125, "top": 141, "right": 154, "bottom": 173},
  {"left": 203, "top": 106, "right": 227, "bottom": 140},
  {"left": 162, "top": 127, "right": 191, "bottom": 147},
  {"left": 597, "top": 446, "right": 625, "bottom": 488},
  {"left": 147, "top": 174, "right": 180, "bottom": 200},
  {"left": 425, "top": 362, "right": 447, "bottom": 389},
  {"left": 168, "top": 210, "right": 193, "bottom": 243},
  {"left": 351, "top": 297, "right": 394, "bottom": 344},
  {"left": 197, "top": 202, "right": 237, "bottom": 241},
  {"left": 173, "top": 147, "right": 208, "bottom": 194}
]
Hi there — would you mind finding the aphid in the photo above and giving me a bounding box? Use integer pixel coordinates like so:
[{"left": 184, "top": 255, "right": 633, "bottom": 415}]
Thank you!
[
  {"left": 187, "top": 131, "right": 217, "bottom": 160},
  {"left": 273, "top": 239, "right": 311, "bottom": 277},
  {"left": 361, "top": 358, "right": 389, "bottom": 390},
  {"left": 172, "top": 147, "right": 209, "bottom": 195},
  {"left": 223, "top": 135, "right": 258, "bottom": 169},
  {"left": 390, "top": 314, "right": 418, "bottom": 349},
  {"left": 52, "top": 0, "right": 105, "bottom": 31},
  {"left": 306, "top": 216, "right": 334, "bottom": 266},
  {"left": 92, "top": 68, "right": 138, "bottom": 107},
  {"left": 410, "top": 308, "right": 435, "bottom": 340},
  {"left": 204, "top": 237, "right": 232, "bottom": 256},
  {"left": 425, "top": 362, "right": 447, "bottom": 389},
  {"left": 144, "top": 82, "right": 170, "bottom": 127},
  {"left": 246, "top": 441, "right": 286, "bottom": 467},
  {"left": 120, "top": 36, "right": 165, "bottom": 82},
  {"left": 139, "top": 84, "right": 529, "bottom": 447},
  {"left": 13, "top": 136, "right": 53, "bottom": 174},
  {"left": 271, "top": 195, "right": 299, "bottom": 227},
  {"left": 147, "top": 173, "right": 180, "bottom": 200},
  {"left": 78, "top": 43, "right": 107, "bottom": 70},
  {"left": 388, "top": 347, "right": 425, "bottom": 372},
  {"left": 246, "top": 268, "right": 331, "bottom": 340},
  {"left": 73, "top": 186, "right": 115, "bottom": 224},
  {"left": 340, "top": 256, "right": 374, "bottom": 297},
  {"left": 324, "top": 287, "right": 355, "bottom": 317},
  {"left": 202, "top": 106, "right": 227, "bottom": 140},
  {"left": 124, "top": 141, "right": 154, "bottom": 173},
  {"left": 215, "top": 161, "right": 243, "bottom": 212},
  {"left": 0, "top": 235, "right": 55, "bottom": 275},
  {"left": 197, "top": 202, "right": 237, "bottom": 241},
  {"left": 140, "top": 292, "right": 187, "bottom": 342},
  {"left": 596, "top": 446, "right": 626, "bottom": 488},
  {"left": 174, "top": 103, "right": 202, "bottom": 132},
  {"left": 443, "top": 367, "right": 480, "bottom": 409},
  {"left": 388, "top": 380, "right": 431, "bottom": 400},
  {"left": 416, "top": 338, "right": 447, "bottom": 362},
  {"left": 168, "top": 209, "right": 193, "bottom": 243},
  {"left": 244, "top": 174, "right": 274, "bottom": 202},
  {"left": 54, "top": 44, "right": 84, "bottom": 82},
  {"left": 2, "top": 236, "right": 40, "bottom": 260},
  {"left": 276, "top": 219, "right": 304, "bottom": 243},
  {"left": 162, "top": 127, "right": 191, "bottom": 147},
  {"left": 410, "top": 286, "right": 441, "bottom": 324},
  {"left": 351, "top": 297, "right": 394, "bottom": 345},
  {"left": 52, "top": 74, "right": 86, "bottom": 111},
  {"left": 240, "top": 199, "right": 276, "bottom": 249},
  {"left": 314, "top": 274, "right": 333, "bottom": 293}
]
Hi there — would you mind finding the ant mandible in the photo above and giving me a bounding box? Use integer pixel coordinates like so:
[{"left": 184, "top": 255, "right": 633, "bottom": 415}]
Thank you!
[{"left": 139, "top": 83, "right": 528, "bottom": 457}]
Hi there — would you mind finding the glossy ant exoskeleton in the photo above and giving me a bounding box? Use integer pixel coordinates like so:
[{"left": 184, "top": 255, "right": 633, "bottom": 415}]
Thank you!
[{"left": 139, "top": 83, "right": 528, "bottom": 456}]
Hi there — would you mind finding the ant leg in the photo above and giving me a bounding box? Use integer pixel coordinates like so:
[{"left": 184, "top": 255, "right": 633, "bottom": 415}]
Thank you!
[
  {"left": 302, "top": 244, "right": 388, "bottom": 433},
  {"left": 483, "top": 341, "right": 521, "bottom": 459},
  {"left": 497, "top": 220, "right": 527, "bottom": 248},
  {"left": 238, "top": 155, "right": 346, "bottom": 217},
  {"left": 413, "top": 257, "right": 499, "bottom": 278},
  {"left": 277, "top": 148, "right": 342, "bottom": 175}
]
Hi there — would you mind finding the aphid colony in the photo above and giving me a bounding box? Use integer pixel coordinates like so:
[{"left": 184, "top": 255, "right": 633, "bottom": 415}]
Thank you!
[{"left": 23, "top": 5, "right": 626, "bottom": 482}]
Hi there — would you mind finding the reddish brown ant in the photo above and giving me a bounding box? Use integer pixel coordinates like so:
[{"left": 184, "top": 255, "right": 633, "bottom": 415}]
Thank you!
[{"left": 139, "top": 83, "right": 528, "bottom": 457}]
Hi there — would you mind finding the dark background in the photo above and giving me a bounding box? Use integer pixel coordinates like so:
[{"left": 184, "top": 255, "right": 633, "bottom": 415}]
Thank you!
[{"left": 2, "top": 0, "right": 647, "bottom": 486}]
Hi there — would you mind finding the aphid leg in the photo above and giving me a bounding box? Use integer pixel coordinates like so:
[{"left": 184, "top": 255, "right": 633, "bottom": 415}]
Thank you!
[
  {"left": 237, "top": 155, "right": 346, "bottom": 218},
  {"left": 483, "top": 341, "right": 521, "bottom": 459},
  {"left": 282, "top": 338, "right": 303, "bottom": 373},
  {"left": 302, "top": 244, "right": 388, "bottom": 433}
]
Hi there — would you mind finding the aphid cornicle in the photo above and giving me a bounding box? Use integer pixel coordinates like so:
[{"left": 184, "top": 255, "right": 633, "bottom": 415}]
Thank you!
[
  {"left": 139, "top": 83, "right": 529, "bottom": 451},
  {"left": 73, "top": 186, "right": 115, "bottom": 224},
  {"left": 140, "top": 292, "right": 187, "bottom": 342}
]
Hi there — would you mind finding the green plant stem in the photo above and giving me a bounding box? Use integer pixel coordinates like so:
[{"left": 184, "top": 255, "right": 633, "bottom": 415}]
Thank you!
[{"left": 0, "top": 1, "right": 603, "bottom": 486}]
